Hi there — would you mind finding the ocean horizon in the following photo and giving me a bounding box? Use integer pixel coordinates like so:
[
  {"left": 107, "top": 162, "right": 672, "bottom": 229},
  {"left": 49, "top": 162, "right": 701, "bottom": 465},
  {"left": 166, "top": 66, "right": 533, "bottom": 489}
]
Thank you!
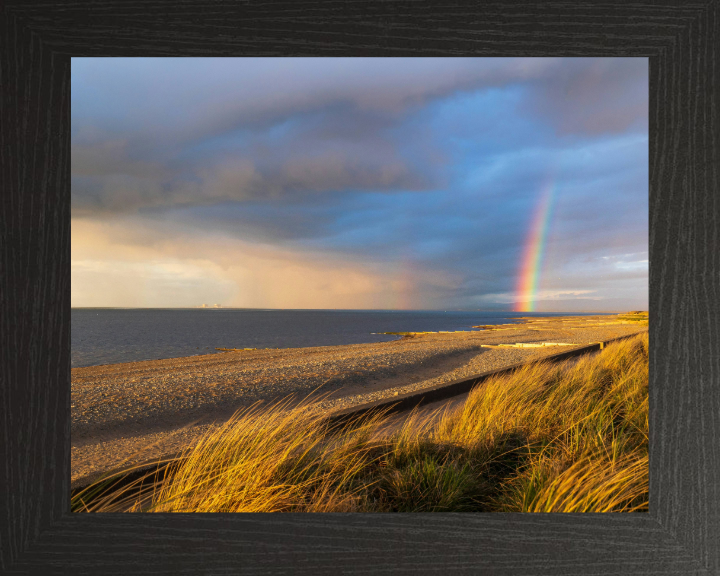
[{"left": 71, "top": 308, "right": 610, "bottom": 368}]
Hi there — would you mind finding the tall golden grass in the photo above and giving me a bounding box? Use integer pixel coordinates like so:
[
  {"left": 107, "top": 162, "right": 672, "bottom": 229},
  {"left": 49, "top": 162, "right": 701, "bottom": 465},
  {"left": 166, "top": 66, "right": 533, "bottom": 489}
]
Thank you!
[{"left": 73, "top": 332, "right": 648, "bottom": 513}]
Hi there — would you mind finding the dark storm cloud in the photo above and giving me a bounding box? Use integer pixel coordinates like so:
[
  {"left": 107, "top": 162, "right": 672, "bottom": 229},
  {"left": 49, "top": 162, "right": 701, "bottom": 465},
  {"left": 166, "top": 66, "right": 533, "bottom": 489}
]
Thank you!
[
  {"left": 71, "top": 58, "right": 647, "bottom": 216},
  {"left": 72, "top": 58, "right": 648, "bottom": 310},
  {"left": 71, "top": 104, "right": 436, "bottom": 215}
]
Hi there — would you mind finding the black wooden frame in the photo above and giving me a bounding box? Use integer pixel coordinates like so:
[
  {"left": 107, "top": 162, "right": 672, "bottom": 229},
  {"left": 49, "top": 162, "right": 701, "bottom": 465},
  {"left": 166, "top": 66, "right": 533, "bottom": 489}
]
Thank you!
[{"left": 1, "top": 2, "right": 718, "bottom": 574}]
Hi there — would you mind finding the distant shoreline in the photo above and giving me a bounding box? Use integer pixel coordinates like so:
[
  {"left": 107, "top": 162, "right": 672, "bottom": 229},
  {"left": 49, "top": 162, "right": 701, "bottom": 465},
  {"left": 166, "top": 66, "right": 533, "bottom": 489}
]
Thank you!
[{"left": 71, "top": 309, "right": 621, "bottom": 369}]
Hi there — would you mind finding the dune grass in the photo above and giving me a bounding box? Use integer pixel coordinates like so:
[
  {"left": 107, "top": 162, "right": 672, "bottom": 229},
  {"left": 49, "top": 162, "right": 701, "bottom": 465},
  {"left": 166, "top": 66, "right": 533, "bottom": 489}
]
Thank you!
[
  {"left": 73, "top": 332, "right": 648, "bottom": 513},
  {"left": 615, "top": 311, "right": 649, "bottom": 326}
]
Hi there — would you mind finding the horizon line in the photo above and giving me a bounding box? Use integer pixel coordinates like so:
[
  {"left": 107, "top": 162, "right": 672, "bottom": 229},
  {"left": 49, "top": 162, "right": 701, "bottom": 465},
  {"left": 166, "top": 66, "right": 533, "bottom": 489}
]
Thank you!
[{"left": 70, "top": 306, "right": 635, "bottom": 314}]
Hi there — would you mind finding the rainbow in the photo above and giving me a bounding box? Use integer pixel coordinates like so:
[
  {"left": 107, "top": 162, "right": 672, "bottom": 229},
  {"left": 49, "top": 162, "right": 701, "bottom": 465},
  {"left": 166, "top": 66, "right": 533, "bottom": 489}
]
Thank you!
[{"left": 515, "top": 176, "right": 556, "bottom": 312}]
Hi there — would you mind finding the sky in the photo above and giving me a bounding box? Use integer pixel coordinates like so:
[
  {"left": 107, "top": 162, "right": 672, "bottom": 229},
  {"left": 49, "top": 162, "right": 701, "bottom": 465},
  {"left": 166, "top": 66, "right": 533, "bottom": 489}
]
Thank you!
[{"left": 71, "top": 57, "right": 648, "bottom": 312}]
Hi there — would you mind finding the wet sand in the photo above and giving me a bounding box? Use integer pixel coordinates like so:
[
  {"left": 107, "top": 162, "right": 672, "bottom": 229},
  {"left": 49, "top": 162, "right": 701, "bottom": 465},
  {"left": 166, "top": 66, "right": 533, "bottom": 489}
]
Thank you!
[{"left": 72, "top": 314, "right": 647, "bottom": 487}]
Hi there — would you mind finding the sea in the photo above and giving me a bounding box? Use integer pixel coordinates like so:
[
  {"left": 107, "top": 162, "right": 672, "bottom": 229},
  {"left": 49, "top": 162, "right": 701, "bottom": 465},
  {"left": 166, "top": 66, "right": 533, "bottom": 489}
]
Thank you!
[{"left": 71, "top": 308, "right": 605, "bottom": 368}]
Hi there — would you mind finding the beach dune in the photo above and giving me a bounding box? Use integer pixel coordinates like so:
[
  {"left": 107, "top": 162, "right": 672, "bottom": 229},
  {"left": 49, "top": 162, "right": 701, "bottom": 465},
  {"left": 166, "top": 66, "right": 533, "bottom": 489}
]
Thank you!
[{"left": 72, "top": 315, "right": 647, "bottom": 487}]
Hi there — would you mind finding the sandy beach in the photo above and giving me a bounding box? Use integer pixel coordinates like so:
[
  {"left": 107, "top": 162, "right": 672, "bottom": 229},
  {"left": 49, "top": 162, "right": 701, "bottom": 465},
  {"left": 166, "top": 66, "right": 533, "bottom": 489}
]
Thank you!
[{"left": 72, "top": 315, "right": 647, "bottom": 487}]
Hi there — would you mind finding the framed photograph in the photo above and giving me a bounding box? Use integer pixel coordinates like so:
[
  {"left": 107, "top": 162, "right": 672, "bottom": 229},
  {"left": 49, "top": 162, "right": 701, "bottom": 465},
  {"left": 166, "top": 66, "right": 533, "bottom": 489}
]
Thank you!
[{"left": 2, "top": 2, "right": 717, "bottom": 574}]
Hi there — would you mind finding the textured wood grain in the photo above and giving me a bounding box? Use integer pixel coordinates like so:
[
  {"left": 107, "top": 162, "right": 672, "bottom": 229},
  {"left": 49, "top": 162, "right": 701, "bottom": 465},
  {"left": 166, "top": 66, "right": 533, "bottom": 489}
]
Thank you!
[
  {"left": 1, "top": 1, "right": 718, "bottom": 574},
  {"left": 648, "top": 2, "right": 720, "bottom": 573}
]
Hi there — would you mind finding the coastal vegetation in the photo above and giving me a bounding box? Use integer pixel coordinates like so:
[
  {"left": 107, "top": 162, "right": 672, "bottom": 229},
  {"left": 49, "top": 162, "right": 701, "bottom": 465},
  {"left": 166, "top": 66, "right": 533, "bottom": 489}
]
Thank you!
[
  {"left": 615, "top": 311, "right": 649, "bottom": 325},
  {"left": 73, "top": 332, "right": 648, "bottom": 513}
]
